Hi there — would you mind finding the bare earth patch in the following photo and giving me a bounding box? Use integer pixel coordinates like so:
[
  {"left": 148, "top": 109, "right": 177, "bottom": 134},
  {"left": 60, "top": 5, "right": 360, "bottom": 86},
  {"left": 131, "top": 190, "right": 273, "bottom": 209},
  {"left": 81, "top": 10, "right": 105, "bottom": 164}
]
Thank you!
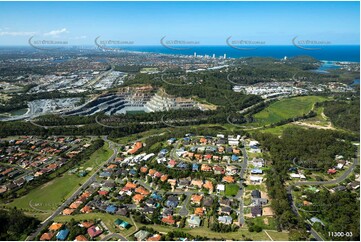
[
  {"left": 293, "top": 121, "right": 335, "bottom": 130},
  {"left": 263, "top": 206, "right": 274, "bottom": 216},
  {"left": 261, "top": 191, "right": 270, "bottom": 200}
]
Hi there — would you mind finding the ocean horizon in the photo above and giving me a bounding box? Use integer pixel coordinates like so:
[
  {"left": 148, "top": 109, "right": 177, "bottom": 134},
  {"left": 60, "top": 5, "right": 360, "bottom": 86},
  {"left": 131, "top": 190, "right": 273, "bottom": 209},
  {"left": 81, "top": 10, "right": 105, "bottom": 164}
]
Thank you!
[
  {"left": 2, "top": 45, "right": 360, "bottom": 62},
  {"left": 121, "top": 45, "right": 360, "bottom": 62}
]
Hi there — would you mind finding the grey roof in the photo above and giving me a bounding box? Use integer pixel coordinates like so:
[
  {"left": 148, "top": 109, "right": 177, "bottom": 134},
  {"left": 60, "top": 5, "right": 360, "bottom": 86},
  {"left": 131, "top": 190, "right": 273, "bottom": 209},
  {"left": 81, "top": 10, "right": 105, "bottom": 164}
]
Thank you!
[
  {"left": 251, "top": 190, "right": 261, "bottom": 198},
  {"left": 252, "top": 198, "right": 268, "bottom": 206},
  {"left": 221, "top": 206, "right": 232, "bottom": 213},
  {"left": 310, "top": 217, "right": 325, "bottom": 226},
  {"left": 251, "top": 206, "right": 262, "bottom": 216},
  {"left": 187, "top": 215, "right": 201, "bottom": 226},
  {"left": 203, "top": 197, "right": 214, "bottom": 207},
  {"left": 134, "top": 230, "right": 150, "bottom": 241},
  {"left": 218, "top": 215, "right": 232, "bottom": 224},
  {"left": 220, "top": 198, "right": 230, "bottom": 206}
]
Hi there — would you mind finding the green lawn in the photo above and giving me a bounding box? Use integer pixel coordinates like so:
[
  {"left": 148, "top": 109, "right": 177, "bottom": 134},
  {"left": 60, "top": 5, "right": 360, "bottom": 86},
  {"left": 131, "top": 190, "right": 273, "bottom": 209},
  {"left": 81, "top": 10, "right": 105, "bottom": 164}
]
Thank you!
[
  {"left": 244, "top": 184, "right": 264, "bottom": 191},
  {"left": 7, "top": 142, "right": 113, "bottom": 215},
  {"left": 252, "top": 96, "right": 328, "bottom": 126},
  {"left": 255, "top": 124, "right": 296, "bottom": 136},
  {"left": 225, "top": 184, "right": 239, "bottom": 196},
  {"left": 266, "top": 230, "right": 289, "bottom": 241},
  {"left": 248, "top": 216, "right": 277, "bottom": 230},
  {"left": 144, "top": 224, "right": 266, "bottom": 240}
]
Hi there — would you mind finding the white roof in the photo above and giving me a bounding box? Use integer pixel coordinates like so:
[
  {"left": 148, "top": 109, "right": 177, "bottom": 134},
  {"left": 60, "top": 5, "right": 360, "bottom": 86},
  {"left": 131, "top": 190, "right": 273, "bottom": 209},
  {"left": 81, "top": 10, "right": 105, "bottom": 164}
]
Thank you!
[
  {"left": 249, "top": 141, "right": 259, "bottom": 146},
  {"left": 216, "top": 184, "right": 225, "bottom": 191},
  {"left": 250, "top": 176, "right": 263, "bottom": 181}
]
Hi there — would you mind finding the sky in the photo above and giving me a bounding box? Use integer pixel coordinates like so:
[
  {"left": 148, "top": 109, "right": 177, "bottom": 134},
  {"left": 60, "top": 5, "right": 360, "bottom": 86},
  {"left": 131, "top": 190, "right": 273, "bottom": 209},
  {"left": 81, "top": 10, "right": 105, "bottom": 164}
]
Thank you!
[{"left": 0, "top": 1, "right": 359, "bottom": 46}]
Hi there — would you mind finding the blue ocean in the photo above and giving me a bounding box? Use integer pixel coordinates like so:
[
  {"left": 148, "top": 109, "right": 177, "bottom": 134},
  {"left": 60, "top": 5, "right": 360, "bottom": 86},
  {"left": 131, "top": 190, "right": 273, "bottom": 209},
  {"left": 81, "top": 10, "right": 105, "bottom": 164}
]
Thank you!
[{"left": 121, "top": 45, "right": 360, "bottom": 62}]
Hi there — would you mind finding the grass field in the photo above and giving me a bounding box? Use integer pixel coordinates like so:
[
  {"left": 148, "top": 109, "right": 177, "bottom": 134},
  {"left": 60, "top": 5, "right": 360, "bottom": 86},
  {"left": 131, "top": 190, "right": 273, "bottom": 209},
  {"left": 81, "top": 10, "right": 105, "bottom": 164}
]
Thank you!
[
  {"left": 255, "top": 124, "right": 296, "bottom": 136},
  {"left": 225, "top": 184, "right": 239, "bottom": 196},
  {"left": 266, "top": 230, "right": 289, "bottom": 240},
  {"left": 7, "top": 142, "right": 113, "bottom": 217},
  {"left": 248, "top": 216, "right": 277, "bottom": 230},
  {"left": 252, "top": 96, "right": 328, "bottom": 126},
  {"left": 143, "top": 224, "right": 288, "bottom": 241}
]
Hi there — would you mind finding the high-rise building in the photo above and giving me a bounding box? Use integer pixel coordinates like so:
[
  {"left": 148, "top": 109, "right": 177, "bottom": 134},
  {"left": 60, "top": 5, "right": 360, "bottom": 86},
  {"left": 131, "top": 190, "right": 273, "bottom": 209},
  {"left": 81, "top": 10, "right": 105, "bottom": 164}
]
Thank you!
[{"left": 223, "top": 54, "right": 227, "bottom": 59}]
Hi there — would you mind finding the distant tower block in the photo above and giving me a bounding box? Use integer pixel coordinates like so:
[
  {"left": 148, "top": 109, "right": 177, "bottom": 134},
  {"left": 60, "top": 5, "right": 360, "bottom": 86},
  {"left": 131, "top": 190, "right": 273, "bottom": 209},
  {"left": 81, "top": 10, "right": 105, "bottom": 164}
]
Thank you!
[
  {"left": 212, "top": 54, "right": 216, "bottom": 58},
  {"left": 223, "top": 53, "right": 227, "bottom": 59},
  {"left": 194, "top": 52, "right": 197, "bottom": 57}
]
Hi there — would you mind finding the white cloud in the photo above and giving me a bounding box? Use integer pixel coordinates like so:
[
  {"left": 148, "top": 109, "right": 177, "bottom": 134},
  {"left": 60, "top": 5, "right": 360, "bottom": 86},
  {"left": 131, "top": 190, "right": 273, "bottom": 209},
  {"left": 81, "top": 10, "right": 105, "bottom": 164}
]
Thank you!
[
  {"left": 44, "top": 28, "right": 68, "bottom": 36},
  {"left": 0, "top": 31, "right": 35, "bottom": 36}
]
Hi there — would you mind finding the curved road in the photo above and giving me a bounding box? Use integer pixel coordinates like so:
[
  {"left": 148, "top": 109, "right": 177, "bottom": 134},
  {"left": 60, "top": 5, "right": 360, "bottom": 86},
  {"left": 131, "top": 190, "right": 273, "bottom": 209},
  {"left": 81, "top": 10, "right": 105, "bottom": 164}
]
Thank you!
[{"left": 287, "top": 155, "right": 359, "bottom": 241}]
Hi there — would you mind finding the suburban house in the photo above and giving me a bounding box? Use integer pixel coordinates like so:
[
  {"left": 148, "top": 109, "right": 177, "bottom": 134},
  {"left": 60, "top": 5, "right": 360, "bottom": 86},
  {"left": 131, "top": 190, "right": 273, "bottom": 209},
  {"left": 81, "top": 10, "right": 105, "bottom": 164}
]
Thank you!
[
  {"left": 194, "top": 207, "right": 205, "bottom": 216},
  {"left": 132, "top": 194, "right": 145, "bottom": 204},
  {"left": 114, "top": 219, "right": 130, "bottom": 230},
  {"left": 187, "top": 215, "right": 201, "bottom": 228},
  {"left": 74, "top": 235, "right": 88, "bottom": 241},
  {"left": 218, "top": 215, "right": 233, "bottom": 225},
  {"left": 40, "top": 232, "right": 54, "bottom": 241},
  {"left": 250, "top": 176, "right": 263, "bottom": 184},
  {"left": 147, "top": 234, "right": 162, "bottom": 241},
  {"left": 309, "top": 217, "right": 325, "bottom": 227},
  {"left": 203, "top": 180, "right": 214, "bottom": 193},
  {"left": 87, "top": 226, "right": 103, "bottom": 238},
  {"left": 216, "top": 184, "right": 225, "bottom": 193},
  {"left": 220, "top": 206, "right": 232, "bottom": 215},
  {"left": 327, "top": 169, "right": 337, "bottom": 175},
  {"left": 56, "top": 229, "right": 70, "bottom": 241},
  {"left": 251, "top": 206, "right": 262, "bottom": 217},
  {"left": 252, "top": 158, "right": 265, "bottom": 167},
  {"left": 177, "top": 177, "right": 191, "bottom": 188},
  {"left": 165, "top": 196, "right": 179, "bottom": 208},
  {"left": 161, "top": 215, "right": 176, "bottom": 225},
  {"left": 222, "top": 176, "right": 235, "bottom": 183},
  {"left": 219, "top": 198, "right": 231, "bottom": 207},
  {"left": 251, "top": 168, "right": 263, "bottom": 175},
  {"left": 203, "top": 196, "right": 214, "bottom": 207},
  {"left": 134, "top": 230, "right": 150, "bottom": 241},
  {"left": 191, "top": 179, "right": 203, "bottom": 189},
  {"left": 191, "top": 194, "right": 203, "bottom": 205}
]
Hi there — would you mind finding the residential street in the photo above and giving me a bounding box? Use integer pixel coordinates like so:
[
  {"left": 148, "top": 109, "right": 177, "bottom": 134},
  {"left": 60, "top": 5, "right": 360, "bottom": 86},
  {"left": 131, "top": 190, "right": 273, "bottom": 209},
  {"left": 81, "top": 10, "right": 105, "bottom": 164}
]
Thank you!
[
  {"left": 287, "top": 153, "right": 359, "bottom": 241},
  {"left": 26, "top": 138, "right": 118, "bottom": 241}
]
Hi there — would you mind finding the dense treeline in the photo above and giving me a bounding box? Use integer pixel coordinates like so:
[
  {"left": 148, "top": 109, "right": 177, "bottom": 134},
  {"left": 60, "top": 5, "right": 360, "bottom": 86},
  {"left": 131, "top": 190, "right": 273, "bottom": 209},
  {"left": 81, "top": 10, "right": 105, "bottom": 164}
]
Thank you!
[
  {"left": 232, "top": 56, "right": 358, "bottom": 84},
  {"left": 0, "top": 108, "right": 240, "bottom": 138},
  {"left": 322, "top": 99, "right": 360, "bottom": 133},
  {"left": 252, "top": 127, "right": 357, "bottom": 239},
  {"left": 254, "top": 127, "right": 356, "bottom": 170},
  {"left": 0, "top": 208, "right": 40, "bottom": 240},
  {"left": 306, "top": 190, "right": 360, "bottom": 240}
]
